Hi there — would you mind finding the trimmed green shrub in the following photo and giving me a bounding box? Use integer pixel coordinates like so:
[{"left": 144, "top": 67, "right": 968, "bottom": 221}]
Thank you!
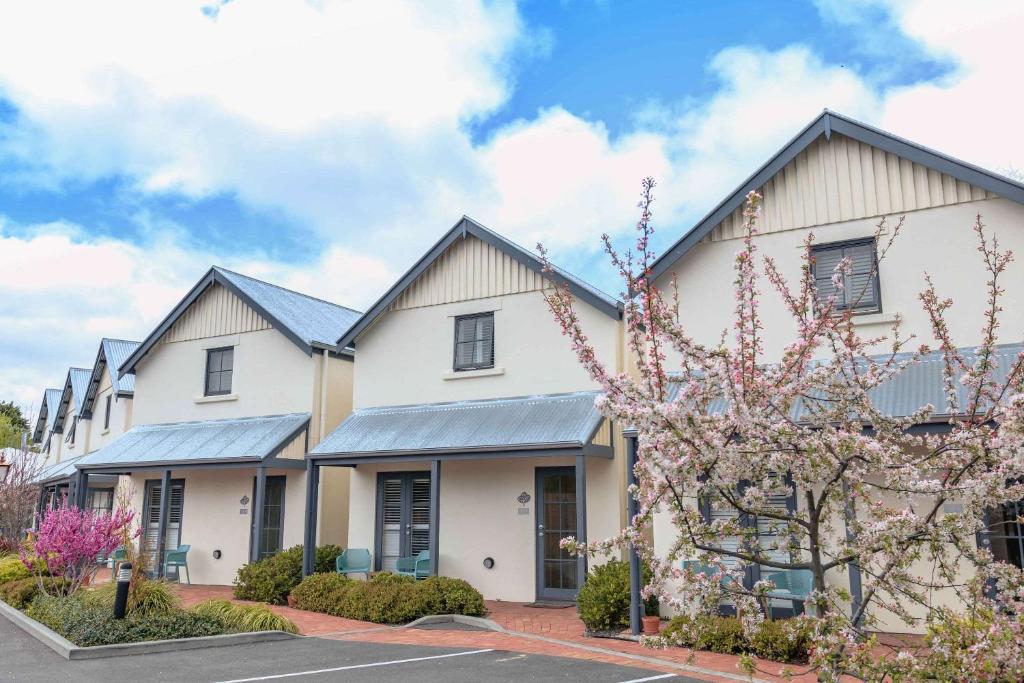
[
  {"left": 0, "top": 577, "right": 69, "bottom": 609},
  {"left": 80, "top": 578, "right": 180, "bottom": 615},
  {"left": 662, "top": 614, "right": 812, "bottom": 664},
  {"left": 289, "top": 572, "right": 351, "bottom": 614},
  {"left": 576, "top": 560, "right": 630, "bottom": 632},
  {"left": 417, "top": 576, "right": 486, "bottom": 617},
  {"left": 27, "top": 594, "right": 227, "bottom": 647},
  {"left": 233, "top": 544, "right": 343, "bottom": 605},
  {"left": 191, "top": 599, "right": 298, "bottom": 634},
  {"left": 0, "top": 555, "right": 30, "bottom": 584},
  {"left": 290, "top": 571, "right": 486, "bottom": 624}
]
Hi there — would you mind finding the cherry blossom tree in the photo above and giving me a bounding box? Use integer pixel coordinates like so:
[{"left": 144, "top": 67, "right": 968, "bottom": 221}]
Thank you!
[
  {"left": 23, "top": 501, "right": 135, "bottom": 596},
  {"left": 541, "top": 179, "right": 1024, "bottom": 680}
]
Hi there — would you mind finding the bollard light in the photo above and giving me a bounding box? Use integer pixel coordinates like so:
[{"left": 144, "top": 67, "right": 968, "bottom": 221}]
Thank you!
[{"left": 113, "top": 562, "right": 132, "bottom": 619}]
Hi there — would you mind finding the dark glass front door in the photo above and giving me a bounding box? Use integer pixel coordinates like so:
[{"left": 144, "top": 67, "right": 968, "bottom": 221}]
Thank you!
[
  {"left": 535, "top": 467, "right": 578, "bottom": 601},
  {"left": 251, "top": 476, "right": 286, "bottom": 560},
  {"left": 989, "top": 499, "right": 1024, "bottom": 569}
]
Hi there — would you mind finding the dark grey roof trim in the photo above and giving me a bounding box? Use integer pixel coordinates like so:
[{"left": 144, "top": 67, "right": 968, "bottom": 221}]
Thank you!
[
  {"left": 32, "top": 388, "right": 61, "bottom": 442},
  {"left": 81, "top": 339, "right": 140, "bottom": 418},
  {"left": 121, "top": 267, "right": 349, "bottom": 374},
  {"left": 337, "top": 216, "right": 622, "bottom": 349},
  {"left": 647, "top": 110, "right": 1024, "bottom": 283},
  {"left": 52, "top": 367, "right": 92, "bottom": 433}
]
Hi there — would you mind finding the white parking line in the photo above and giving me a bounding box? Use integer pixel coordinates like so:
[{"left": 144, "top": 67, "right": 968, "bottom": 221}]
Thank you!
[
  {"left": 210, "top": 648, "right": 496, "bottom": 683},
  {"left": 616, "top": 674, "right": 677, "bottom": 683}
]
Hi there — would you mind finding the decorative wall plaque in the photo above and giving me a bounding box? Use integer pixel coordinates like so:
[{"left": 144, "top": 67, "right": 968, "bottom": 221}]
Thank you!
[{"left": 517, "top": 491, "right": 531, "bottom": 505}]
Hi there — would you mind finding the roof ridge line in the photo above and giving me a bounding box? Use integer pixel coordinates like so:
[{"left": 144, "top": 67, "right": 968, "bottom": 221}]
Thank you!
[{"left": 213, "top": 265, "right": 363, "bottom": 315}]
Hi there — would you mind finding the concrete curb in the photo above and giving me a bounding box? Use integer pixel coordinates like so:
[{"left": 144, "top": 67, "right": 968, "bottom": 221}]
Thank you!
[{"left": 0, "top": 598, "right": 297, "bottom": 660}]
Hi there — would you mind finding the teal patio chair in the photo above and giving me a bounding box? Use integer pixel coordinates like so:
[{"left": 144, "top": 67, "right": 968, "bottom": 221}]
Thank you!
[
  {"left": 163, "top": 545, "right": 191, "bottom": 584},
  {"left": 762, "top": 569, "right": 813, "bottom": 613},
  {"left": 336, "top": 548, "right": 372, "bottom": 578},
  {"left": 680, "top": 560, "right": 737, "bottom": 588},
  {"left": 108, "top": 548, "right": 127, "bottom": 578},
  {"left": 395, "top": 550, "right": 431, "bottom": 579}
]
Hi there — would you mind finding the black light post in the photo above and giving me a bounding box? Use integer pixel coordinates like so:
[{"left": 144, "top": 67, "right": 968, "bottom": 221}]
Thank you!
[{"left": 113, "top": 562, "right": 132, "bottom": 619}]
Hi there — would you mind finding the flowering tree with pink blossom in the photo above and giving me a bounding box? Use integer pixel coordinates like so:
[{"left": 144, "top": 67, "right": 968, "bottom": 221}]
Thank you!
[
  {"left": 541, "top": 179, "right": 1024, "bottom": 681},
  {"left": 23, "top": 501, "right": 135, "bottom": 596}
]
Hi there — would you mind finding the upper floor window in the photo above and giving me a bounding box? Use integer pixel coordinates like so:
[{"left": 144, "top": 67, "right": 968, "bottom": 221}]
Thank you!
[
  {"left": 65, "top": 416, "right": 77, "bottom": 446},
  {"left": 811, "top": 238, "right": 881, "bottom": 314},
  {"left": 205, "top": 347, "right": 234, "bottom": 396},
  {"left": 453, "top": 313, "right": 494, "bottom": 371},
  {"left": 103, "top": 395, "right": 112, "bottom": 430}
]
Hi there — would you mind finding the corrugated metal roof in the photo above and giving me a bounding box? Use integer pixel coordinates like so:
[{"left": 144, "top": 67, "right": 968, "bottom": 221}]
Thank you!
[
  {"left": 45, "top": 389, "right": 62, "bottom": 424},
  {"left": 33, "top": 388, "right": 64, "bottom": 441},
  {"left": 624, "top": 343, "right": 1024, "bottom": 433},
  {"left": 311, "top": 391, "right": 603, "bottom": 457},
  {"left": 214, "top": 267, "right": 362, "bottom": 348},
  {"left": 102, "top": 339, "right": 140, "bottom": 394},
  {"left": 76, "top": 413, "right": 310, "bottom": 469},
  {"left": 68, "top": 368, "right": 91, "bottom": 414},
  {"left": 36, "top": 455, "right": 84, "bottom": 484}
]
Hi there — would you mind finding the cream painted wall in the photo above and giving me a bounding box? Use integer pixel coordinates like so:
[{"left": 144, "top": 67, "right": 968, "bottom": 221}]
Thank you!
[
  {"left": 348, "top": 456, "right": 621, "bottom": 602},
  {"left": 132, "top": 328, "right": 316, "bottom": 425},
  {"left": 124, "top": 467, "right": 305, "bottom": 586},
  {"left": 353, "top": 290, "right": 621, "bottom": 409},
  {"left": 60, "top": 394, "right": 87, "bottom": 461},
  {"left": 85, "top": 370, "right": 133, "bottom": 454},
  {"left": 656, "top": 197, "right": 1024, "bottom": 358}
]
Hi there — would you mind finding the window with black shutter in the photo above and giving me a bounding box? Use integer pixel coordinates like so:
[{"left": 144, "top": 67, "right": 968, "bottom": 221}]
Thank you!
[
  {"left": 103, "top": 394, "right": 112, "bottom": 430},
  {"left": 205, "top": 347, "right": 234, "bottom": 396},
  {"left": 453, "top": 313, "right": 494, "bottom": 371},
  {"left": 811, "top": 238, "right": 881, "bottom": 313}
]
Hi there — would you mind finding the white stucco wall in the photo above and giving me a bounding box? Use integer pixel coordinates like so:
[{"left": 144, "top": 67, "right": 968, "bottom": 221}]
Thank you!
[
  {"left": 347, "top": 456, "right": 621, "bottom": 602},
  {"left": 86, "top": 370, "right": 133, "bottom": 454},
  {"left": 124, "top": 467, "right": 305, "bottom": 586},
  {"left": 657, "top": 197, "right": 1024, "bottom": 358},
  {"left": 352, "top": 290, "right": 621, "bottom": 409},
  {"left": 132, "top": 328, "right": 316, "bottom": 426}
]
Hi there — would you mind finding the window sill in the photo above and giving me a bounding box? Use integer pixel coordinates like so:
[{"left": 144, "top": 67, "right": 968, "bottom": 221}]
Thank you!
[
  {"left": 442, "top": 367, "right": 505, "bottom": 381},
  {"left": 850, "top": 311, "right": 899, "bottom": 327},
  {"left": 194, "top": 393, "right": 239, "bottom": 404}
]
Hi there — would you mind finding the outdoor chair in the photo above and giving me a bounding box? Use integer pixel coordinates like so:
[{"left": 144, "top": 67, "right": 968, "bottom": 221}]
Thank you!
[
  {"left": 163, "top": 545, "right": 191, "bottom": 584},
  {"left": 336, "top": 548, "right": 372, "bottom": 578},
  {"left": 395, "top": 549, "right": 431, "bottom": 579},
  {"left": 680, "top": 560, "right": 737, "bottom": 587},
  {"left": 108, "top": 548, "right": 127, "bottom": 578},
  {"left": 762, "top": 569, "right": 813, "bottom": 614}
]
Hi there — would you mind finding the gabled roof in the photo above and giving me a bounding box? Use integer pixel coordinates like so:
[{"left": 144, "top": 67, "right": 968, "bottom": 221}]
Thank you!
[
  {"left": 32, "top": 388, "right": 64, "bottom": 442},
  {"left": 337, "top": 217, "right": 622, "bottom": 349},
  {"left": 81, "top": 339, "right": 140, "bottom": 418},
  {"left": 36, "top": 455, "right": 84, "bottom": 485},
  {"left": 76, "top": 413, "right": 310, "bottom": 470},
  {"left": 310, "top": 391, "right": 605, "bottom": 458},
  {"left": 53, "top": 368, "right": 92, "bottom": 433},
  {"left": 120, "top": 266, "right": 362, "bottom": 375},
  {"left": 647, "top": 110, "right": 1024, "bottom": 284}
]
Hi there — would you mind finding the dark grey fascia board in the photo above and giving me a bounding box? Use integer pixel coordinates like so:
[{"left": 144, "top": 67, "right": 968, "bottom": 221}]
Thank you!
[
  {"left": 120, "top": 268, "right": 318, "bottom": 376},
  {"left": 582, "top": 443, "right": 614, "bottom": 458},
  {"left": 310, "top": 446, "right": 590, "bottom": 467},
  {"left": 78, "top": 458, "right": 264, "bottom": 474},
  {"left": 307, "top": 439, "right": 586, "bottom": 460},
  {"left": 262, "top": 456, "right": 307, "bottom": 470},
  {"left": 80, "top": 342, "right": 108, "bottom": 418},
  {"left": 646, "top": 110, "right": 1024, "bottom": 284},
  {"left": 310, "top": 341, "right": 354, "bottom": 361},
  {"left": 32, "top": 390, "right": 51, "bottom": 442},
  {"left": 337, "top": 216, "right": 622, "bottom": 349},
  {"left": 52, "top": 368, "right": 86, "bottom": 433}
]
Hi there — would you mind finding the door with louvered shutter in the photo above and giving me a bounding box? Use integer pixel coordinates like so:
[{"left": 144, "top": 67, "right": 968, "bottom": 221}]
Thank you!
[
  {"left": 376, "top": 473, "right": 434, "bottom": 572},
  {"left": 142, "top": 479, "right": 185, "bottom": 574}
]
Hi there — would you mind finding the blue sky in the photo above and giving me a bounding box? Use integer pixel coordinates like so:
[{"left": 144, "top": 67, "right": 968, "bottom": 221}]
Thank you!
[{"left": 1, "top": 0, "right": 1022, "bottom": 410}]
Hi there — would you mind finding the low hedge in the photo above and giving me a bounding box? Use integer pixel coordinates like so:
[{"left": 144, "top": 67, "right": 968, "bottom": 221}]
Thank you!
[
  {"left": 233, "top": 544, "right": 343, "bottom": 605},
  {"left": 0, "top": 577, "right": 69, "bottom": 609},
  {"left": 290, "top": 572, "right": 486, "bottom": 624},
  {"left": 27, "top": 594, "right": 227, "bottom": 647},
  {"left": 662, "top": 614, "right": 813, "bottom": 664}
]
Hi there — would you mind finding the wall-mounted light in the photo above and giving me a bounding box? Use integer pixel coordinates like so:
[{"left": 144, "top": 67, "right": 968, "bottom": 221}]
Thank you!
[
  {"left": 483, "top": 557, "right": 495, "bottom": 569},
  {"left": 212, "top": 549, "right": 222, "bottom": 560}
]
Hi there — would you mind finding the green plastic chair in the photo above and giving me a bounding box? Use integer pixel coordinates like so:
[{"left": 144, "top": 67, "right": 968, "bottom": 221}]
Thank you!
[
  {"left": 163, "top": 545, "right": 191, "bottom": 584},
  {"left": 762, "top": 569, "right": 812, "bottom": 610},
  {"left": 680, "top": 560, "right": 736, "bottom": 587},
  {"left": 336, "top": 548, "right": 372, "bottom": 577},
  {"left": 395, "top": 550, "right": 431, "bottom": 579},
  {"left": 108, "top": 548, "right": 127, "bottom": 578}
]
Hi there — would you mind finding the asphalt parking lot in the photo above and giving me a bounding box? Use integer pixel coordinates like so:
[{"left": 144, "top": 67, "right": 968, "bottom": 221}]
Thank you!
[{"left": 0, "top": 617, "right": 700, "bottom": 683}]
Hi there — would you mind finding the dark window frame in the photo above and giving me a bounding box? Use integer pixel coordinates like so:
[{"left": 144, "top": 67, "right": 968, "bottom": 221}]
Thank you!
[
  {"left": 103, "top": 394, "right": 112, "bottom": 430},
  {"left": 204, "top": 346, "right": 235, "bottom": 396},
  {"left": 452, "top": 312, "right": 495, "bottom": 372},
  {"left": 810, "top": 237, "right": 882, "bottom": 315},
  {"left": 65, "top": 416, "right": 77, "bottom": 445}
]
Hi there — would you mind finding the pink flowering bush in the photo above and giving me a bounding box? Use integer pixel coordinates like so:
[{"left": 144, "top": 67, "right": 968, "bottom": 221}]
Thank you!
[
  {"left": 541, "top": 179, "right": 1024, "bottom": 681},
  {"left": 23, "top": 502, "right": 135, "bottom": 596}
]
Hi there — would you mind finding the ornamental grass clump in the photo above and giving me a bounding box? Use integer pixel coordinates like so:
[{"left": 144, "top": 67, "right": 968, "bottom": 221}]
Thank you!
[
  {"left": 191, "top": 599, "right": 298, "bottom": 634},
  {"left": 541, "top": 179, "right": 1024, "bottom": 681},
  {"left": 80, "top": 577, "right": 179, "bottom": 615}
]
